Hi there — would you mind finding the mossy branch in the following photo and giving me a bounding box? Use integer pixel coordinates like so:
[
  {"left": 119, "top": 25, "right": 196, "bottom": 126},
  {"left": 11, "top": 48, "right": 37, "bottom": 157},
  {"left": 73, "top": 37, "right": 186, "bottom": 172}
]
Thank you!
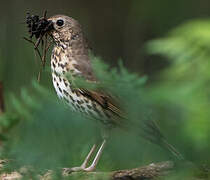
[{"left": 0, "top": 161, "right": 174, "bottom": 180}]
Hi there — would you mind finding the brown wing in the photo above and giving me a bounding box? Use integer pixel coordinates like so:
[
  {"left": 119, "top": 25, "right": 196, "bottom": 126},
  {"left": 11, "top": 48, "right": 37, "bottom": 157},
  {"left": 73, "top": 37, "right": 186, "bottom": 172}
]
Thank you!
[{"left": 79, "top": 88, "right": 125, "bottom": 126}]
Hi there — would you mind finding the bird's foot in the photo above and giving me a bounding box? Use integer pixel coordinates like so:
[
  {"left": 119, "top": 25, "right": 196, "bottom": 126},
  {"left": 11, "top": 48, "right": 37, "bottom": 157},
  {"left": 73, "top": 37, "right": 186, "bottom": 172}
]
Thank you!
[
  {"left": 63, "top": 140, "right": 106, "bottom": 175},
  {"left": 63, "top": 164, "right": 96, "bottom": 175}
]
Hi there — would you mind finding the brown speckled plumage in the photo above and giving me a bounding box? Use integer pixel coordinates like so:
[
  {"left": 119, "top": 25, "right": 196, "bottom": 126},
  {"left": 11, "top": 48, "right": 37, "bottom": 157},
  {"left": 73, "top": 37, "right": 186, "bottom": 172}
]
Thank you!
[
  {"left": 25, "top": 13, "right": 183, "bottom": 172},
  {"left": 48, "top": 15, "right": 122, "bottom": 126},
  {"left": 44, "top": 15, "right": 182, "bottom": 164}
]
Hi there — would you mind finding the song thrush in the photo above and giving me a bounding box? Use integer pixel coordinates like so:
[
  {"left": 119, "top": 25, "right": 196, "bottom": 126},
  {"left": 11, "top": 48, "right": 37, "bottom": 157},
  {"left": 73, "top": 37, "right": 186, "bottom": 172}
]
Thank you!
[{"left": 28, "top": 14, "right": 183, "bottom": 172}]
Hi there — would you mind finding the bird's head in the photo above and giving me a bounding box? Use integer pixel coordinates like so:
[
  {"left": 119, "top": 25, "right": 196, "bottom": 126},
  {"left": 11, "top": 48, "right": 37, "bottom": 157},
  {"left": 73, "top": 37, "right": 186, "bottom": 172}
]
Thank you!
[{"left": 47, "top": 15, "right": 83, "bottom": 46}]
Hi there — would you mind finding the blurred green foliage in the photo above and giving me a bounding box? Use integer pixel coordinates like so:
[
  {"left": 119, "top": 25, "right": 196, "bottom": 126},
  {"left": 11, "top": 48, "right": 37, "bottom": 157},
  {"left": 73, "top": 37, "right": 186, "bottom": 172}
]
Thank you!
[
  {"left": 0, "top": 58, "right": 181, "bottom": 178},
  {"left": 2, "top": 19, "right": 210, "bottom": 178},
  {"left": 147, "top": 19, "right": 210, "bottom": 161},
  {"left": 1, "top": 1, "right": 210, "bottom": 179}
]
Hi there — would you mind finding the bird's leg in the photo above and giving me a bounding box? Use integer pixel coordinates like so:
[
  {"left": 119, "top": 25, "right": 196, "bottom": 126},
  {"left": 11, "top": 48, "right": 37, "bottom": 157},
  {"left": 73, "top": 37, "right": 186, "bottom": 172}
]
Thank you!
[
  {"left": 63, "top": 139, "right": 106, "bottom": 174},
  {"left": 80, "top": 144, "right": 97, "bottom": 169},
  {"left": 63, "top": 144, "right": 97, "bottom": 173},
  {"left": 84, "top": 139, "right": 106, "bottom": 172}
]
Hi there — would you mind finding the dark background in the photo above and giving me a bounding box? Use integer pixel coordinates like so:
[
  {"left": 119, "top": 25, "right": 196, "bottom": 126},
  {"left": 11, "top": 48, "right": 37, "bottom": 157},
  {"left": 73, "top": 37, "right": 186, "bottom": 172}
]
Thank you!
[
  {"left": 1, "top": 0, "right": 210, "bottom": 93},
  {"left": 1, "top": 1, "right": 210, "bottom": 177}
]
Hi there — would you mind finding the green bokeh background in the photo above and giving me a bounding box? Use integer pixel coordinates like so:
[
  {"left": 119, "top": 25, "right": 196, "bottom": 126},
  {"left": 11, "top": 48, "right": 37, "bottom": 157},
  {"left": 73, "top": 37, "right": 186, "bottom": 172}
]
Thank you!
[{"left": 1, "top": 0, "right": 210, "bottom": 179}]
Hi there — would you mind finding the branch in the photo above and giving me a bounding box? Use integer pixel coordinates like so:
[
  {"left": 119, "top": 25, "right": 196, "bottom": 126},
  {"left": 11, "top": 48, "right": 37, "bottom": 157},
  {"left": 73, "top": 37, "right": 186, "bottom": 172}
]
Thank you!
[
  {"left": 65, "top": 161, "right": 174, "bottom": 180},
  {"left": 0, "top": 161, "right": 175, "bottom": 180},
  {"left": 112, "top": 161, "right": 174, "bottom": 179}
]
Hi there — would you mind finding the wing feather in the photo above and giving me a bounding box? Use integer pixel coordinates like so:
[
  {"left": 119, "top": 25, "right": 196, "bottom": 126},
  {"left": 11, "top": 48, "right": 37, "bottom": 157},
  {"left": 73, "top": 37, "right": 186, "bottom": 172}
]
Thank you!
[{"left": 79, "top": 88, "right": 125, "bottom": 126}]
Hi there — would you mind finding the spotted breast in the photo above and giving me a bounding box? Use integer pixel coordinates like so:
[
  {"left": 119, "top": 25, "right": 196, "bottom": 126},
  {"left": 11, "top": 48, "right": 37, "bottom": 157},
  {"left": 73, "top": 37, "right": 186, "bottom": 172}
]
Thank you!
[{"left": 50, "top": 45, "right": 118, "bottom": 125}]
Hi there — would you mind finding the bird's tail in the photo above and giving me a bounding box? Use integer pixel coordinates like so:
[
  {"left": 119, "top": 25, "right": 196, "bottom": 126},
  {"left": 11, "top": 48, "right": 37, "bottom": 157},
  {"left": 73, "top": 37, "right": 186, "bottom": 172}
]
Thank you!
[
  {"left": 141, "top": 132, "right": 184, "bottom": 160},
  {"left": 160, "top": 138, "right": 184, "bottom": 160},
  {"left": 139, "top": 120, "right": 184, "bottom": 160}
]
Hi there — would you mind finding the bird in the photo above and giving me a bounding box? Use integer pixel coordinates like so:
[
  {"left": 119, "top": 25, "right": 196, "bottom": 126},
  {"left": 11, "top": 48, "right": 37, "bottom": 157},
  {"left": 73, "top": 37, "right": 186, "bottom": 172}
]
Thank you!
[{"left": 41, "top": 14, "right": 183, "bottom": 173}]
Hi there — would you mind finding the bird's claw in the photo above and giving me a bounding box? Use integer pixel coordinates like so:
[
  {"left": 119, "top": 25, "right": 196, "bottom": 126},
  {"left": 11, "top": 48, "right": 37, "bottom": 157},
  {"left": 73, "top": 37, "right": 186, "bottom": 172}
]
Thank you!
[
  {"left": 62, "top": 166, "right": 94, "bottom": 175},
  {"left": 62, "top": 140, "right": 106, "bottom": 176},
  {"left": 63, "top": 167, "right": 83, "bottom": 175}
]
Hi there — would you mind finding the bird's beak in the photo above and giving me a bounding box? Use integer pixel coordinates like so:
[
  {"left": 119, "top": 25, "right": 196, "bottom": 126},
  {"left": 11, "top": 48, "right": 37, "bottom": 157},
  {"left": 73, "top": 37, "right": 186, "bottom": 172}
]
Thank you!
[
  {"left": 47, "top": 17, "right": 54, "bottom": 25},
  {"left": 44, "top": 19, "right": 54, "bottom": 34},
  {"left": 47, "top": 17, "right": 53, "bottom": 23}
]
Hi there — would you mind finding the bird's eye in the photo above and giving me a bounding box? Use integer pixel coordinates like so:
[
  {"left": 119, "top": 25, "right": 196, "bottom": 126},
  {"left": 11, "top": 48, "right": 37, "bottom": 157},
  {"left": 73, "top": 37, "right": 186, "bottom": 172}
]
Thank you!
[{"left": 56, "top": 19, "right": 64, "bottom": 26}]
